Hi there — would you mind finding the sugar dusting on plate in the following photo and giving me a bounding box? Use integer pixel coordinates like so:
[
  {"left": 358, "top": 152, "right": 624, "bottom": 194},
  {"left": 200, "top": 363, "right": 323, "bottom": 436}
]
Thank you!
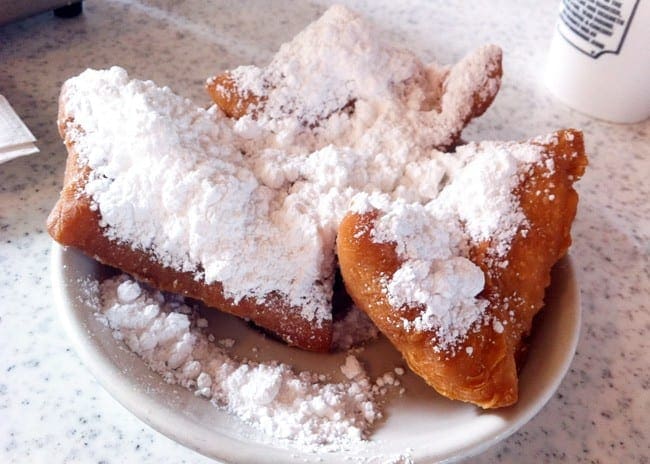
[{"left": 93, "top": 275, "right": 403, "bottom": 453}]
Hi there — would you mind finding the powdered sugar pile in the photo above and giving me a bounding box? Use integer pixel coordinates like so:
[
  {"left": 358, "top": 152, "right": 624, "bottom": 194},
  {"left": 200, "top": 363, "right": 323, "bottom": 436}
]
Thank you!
[
  {"left": 351, "top": 138, "right": 551, "bottom": 349},
  {"left": 96, "top": 275, "right": 401, "bottom": 450},
  {"left": 225, "top": 5, "right": 501, "bottom": 154}
]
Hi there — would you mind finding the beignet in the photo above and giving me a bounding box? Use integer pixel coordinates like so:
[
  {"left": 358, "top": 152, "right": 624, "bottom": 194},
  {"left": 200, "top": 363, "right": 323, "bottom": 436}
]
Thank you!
[
  {"left": 48, "top": 67, "right": 333, "bottom": 351},
  {"left": 207, "top": 5, "right": 502, "bottom": 152},
  {"left": 337, "top": 130, "right": 587, "bottom": 408}
]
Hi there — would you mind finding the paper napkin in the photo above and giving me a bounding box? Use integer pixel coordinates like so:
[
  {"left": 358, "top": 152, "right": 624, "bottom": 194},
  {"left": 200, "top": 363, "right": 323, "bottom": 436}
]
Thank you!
[{"left": 0, "top": 95, "right": 39, "bottom": 164}]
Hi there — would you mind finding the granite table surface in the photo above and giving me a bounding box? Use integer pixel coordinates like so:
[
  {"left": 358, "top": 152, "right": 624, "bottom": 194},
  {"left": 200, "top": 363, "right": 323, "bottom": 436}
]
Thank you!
[{"left": 1, "top": 0, "right": 648, "bottom": 463}]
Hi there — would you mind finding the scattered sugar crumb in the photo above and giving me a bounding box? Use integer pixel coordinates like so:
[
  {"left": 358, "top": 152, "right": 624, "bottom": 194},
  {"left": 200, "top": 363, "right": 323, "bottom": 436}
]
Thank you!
[
  {"left": 492, "top": 319, "right": 505, "bottom": 334},
  {"left": 341, "top": 355, "right": 364, "bottom": 380},
  {"left": 218, "top": 338, "right": 235, "bottom": 348}
]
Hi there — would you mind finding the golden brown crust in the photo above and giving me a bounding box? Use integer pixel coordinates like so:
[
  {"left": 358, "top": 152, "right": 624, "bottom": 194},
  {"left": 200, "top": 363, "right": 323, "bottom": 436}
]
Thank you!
[
  {"left": 459, "top": 48, "right": 503, "bottom": 124},
  {"left": 337, "top": 130, "right": 587, "bottom": 408},
  {"left": 48, "top": 97, "right": 332, "bottom": 352},
  {"left": 206, "top": 73, "right": 262, "bottom": 119}
]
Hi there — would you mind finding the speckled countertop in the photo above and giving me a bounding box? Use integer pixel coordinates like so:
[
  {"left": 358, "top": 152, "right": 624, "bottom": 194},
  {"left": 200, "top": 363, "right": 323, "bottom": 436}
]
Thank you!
[{"left": 1, "top": 1, "right": 648, "bottom": 463}]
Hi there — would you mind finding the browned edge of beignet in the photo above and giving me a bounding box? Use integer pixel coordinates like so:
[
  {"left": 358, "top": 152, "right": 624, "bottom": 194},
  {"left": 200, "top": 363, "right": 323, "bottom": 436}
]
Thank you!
[
  {"left": 454, "top": 46, "right": 503, "bottom": 127},
  {"left": 206, "top": 73, "right": 263, "bottom": 119},
  {"left": 337, "top": 130, "right": 587, "bottom": 407},
  {"left": 47, "top": 96, "right": 332, "bottom": 352}
]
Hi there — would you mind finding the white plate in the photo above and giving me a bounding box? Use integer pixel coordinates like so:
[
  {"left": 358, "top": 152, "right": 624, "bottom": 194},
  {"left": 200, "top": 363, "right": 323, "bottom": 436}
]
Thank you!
[{"left": 52, "top": 243, "right": 580, "bottom": 463}]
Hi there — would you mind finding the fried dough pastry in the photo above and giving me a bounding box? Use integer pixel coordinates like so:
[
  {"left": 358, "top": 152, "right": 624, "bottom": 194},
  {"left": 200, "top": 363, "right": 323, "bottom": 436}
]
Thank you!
[
  {"left": 47, "top": 156, "right": 332, "bottom": 352},
  {"left": 337, "top": 130, "right": 587, "bottom": 408},
  {"left": 206, "top": 5, "right": 502, "bottom": 151},
  {"left": 48, "top": 70, "right": 332, "bottom": 352}
]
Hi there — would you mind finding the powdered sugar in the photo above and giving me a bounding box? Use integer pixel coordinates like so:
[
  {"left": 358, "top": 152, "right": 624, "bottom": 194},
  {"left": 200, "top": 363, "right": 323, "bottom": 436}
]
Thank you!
[
  {"left": 388, "top": 258, "right": 488, "bottom": 342},
  {"left": 60, "top": 5, "right": 506, "bottom": 346},
  {"left": 352, "top": 138, "right": 549, "bottom": 348},
  {"left": 429, "top": 140, "right": 545, "bottom": 256},
  {"left": 63, "top": 66, "right": 332, "bottom": 325},
  {"left": 97, "top": 275, "right": 392, "bottom": 451},
  {"left": 229, "top": 5, "right": 423, "bottom": 145},
  {"left": 228, "top": 5, "right": 501, "bottom": 154}
]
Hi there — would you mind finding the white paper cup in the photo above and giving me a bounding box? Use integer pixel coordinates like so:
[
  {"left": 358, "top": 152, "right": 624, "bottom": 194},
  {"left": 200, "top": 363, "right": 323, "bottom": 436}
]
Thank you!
[{"left": 544, "top": 0, "right": 650, "bottom": 123}]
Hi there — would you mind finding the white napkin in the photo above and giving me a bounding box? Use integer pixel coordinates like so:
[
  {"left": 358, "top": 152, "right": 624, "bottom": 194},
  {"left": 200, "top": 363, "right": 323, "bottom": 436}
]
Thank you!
[{"left": 0, "top": 95, "right": 39, "bottom": 164}]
